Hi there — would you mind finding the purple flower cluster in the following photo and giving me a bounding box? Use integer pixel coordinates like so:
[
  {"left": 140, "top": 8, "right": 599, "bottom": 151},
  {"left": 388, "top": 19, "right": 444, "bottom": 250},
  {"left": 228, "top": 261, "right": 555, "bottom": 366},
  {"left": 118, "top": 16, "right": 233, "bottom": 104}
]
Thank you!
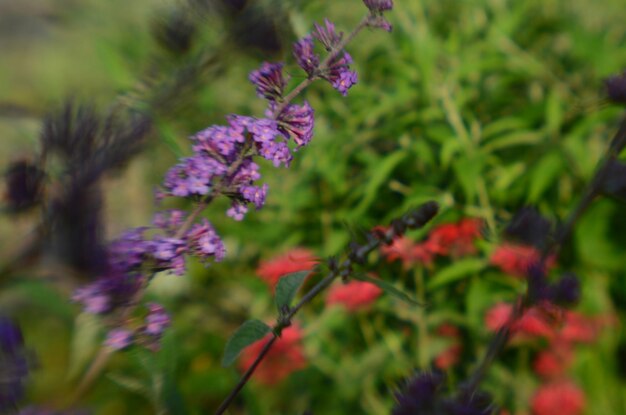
[
  {"left": 0, "top": 318, "right": 29, "bottom": 413},
  {"left": 104, "top": 303, "right": 171, "bottom": 352},
  {"left": 393, "top": 371, "right": 495, "bottom": 415},
  {"left": 292, "top": 19, "right": 358, "bottom": 96},
  {"left": 74, "top": 210, "right": 225, "bottom": 316}
]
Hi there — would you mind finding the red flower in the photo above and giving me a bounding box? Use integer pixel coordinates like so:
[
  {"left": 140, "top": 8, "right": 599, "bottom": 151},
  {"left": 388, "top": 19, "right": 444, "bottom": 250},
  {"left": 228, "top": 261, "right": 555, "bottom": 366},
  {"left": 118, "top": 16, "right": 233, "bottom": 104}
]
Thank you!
[
  {"left": 257, "top": 248, "right": 318, "bottom": 290},
  {"left": 533, "top": 343, "right": 574, "bottom": 379},
  {"left": 485, "top": 303, "right": 554, "bottom": 340},
  {"left": 326, "top": 280, "right": 382, "bottom": 312},
  {"left": 381, "top": 236, "right": 434, "bottom": 268},
  {"left": 490, "top": 244, "right": 555, "bottom": 277},
  {"left": 433, "top": 324, "right": 462, "bottom": 370},
  {"left": 531, "top": 381, "right": 585, "bottom": 415},
  {"left": 238, "top": 325, "right": 307, "bottom": 385},
  {"left": 425, "top": 218, "right": 482, "bottom": 257}
]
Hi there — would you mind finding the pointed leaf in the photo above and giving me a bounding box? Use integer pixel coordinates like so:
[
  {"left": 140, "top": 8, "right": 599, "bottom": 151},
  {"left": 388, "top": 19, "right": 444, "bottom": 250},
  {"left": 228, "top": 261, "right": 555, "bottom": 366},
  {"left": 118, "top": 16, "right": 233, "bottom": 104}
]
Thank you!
[
  {"left": 353, "top": 274, "right": 424, "bottom": 306},
  {"left": 428, "top": 258, "right": 487, "bottom": 290},
  {"left": 275, "top": 271, "right": 309, "bottom": 312},
  {"left": 222, "top": 319, "right": 271, "bottom": 367}
]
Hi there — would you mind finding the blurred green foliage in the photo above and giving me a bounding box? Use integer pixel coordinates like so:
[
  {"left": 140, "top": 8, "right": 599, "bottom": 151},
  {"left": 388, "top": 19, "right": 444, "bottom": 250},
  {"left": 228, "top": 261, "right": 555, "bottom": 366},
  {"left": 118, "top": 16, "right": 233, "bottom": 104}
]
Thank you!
[{"left": 2, "top": 0, "right": 626, "bottom": 414}]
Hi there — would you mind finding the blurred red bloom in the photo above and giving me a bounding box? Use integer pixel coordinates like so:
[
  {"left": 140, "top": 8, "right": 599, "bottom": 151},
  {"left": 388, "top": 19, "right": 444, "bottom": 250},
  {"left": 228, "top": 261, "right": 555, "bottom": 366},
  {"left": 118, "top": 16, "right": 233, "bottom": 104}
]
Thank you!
[
  {"left": 490, "top": 244, "right": 555, "bottom": 277},
  {"left": 256, "top": 248, "right": 318, "bottom": 290},
  {"left": 238, "top": 324, "right": 307, "bottom": 385},
  {"left": 531, "top": 381, "right": 585, "bottom": 415},
  {"left": 380, "top": 236, "right": 434, "bottom": 268},
  {"left": 380, "top": 218, "right": 482, "bottom": 268},
  {"left": 533, "top": 343, "right": 573, "bottom": 379},
  {"left": 426, "top": 218, "right": 482, "bottom": 257},
  {"left": 485, "top": 303, "right": 554, "bottom": 340},
  {"left": 326, "top": 280, "right": 382, "bottom": 312},
  {"left": 433, "top": 324, "right": 462, "bottom": 370}
]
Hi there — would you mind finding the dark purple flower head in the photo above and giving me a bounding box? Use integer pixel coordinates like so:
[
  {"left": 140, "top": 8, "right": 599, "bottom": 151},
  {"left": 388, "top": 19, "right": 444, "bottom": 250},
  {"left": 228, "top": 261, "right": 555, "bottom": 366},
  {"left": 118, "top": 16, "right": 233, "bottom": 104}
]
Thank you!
[
  {"left": 551, "top": 273, "right": 581, "bottom": 306},
  {"left": 605, "top": 70, "right": 626, "bottom": 105},
  {"left": 393, "top": 371, "right": 446, "bottom": 415},
  {"left": 363, "top": 0, "right": 393, "bottom": 12},
  {"left": 3, "top": 160, "right": 45, "bottom": 212},
  {"left": 105, "top": 328, "right": 133, "bottom": 350},
  {"left": 505, "top": 207, "right": 552, "bottom": 249},
  {"left": 273, "top": 101, "right": 315, "bottom": 148},
  {"left": 249, "top": 62, "right": 287, "bottom": 102},
  {"left": 0, "top": 318, "right": 29, "bottom": 413},
  {"left": 293, "top": 36, "right": 319, "bottom": 76},
  {"left": 312, "top": 19, "right": 343, "bottom": 51}
]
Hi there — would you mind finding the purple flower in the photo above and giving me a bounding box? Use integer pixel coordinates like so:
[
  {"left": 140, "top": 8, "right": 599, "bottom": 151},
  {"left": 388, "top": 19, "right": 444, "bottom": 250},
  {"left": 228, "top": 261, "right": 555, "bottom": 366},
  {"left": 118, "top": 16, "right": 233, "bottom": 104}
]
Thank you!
[
  {"left": 241, "top": 184, "right": 268, "bottom": 209},
  {"left": 293, "top": 36, "right": 319, "bottom": 76},
  {"left": 324, "top": 52, "right": 358, "bottom": 96},
  {"left": 605, "top": 70, "right": 626, "bottom": 105},
  {"left": 144, "top": 303, "right": 170, "bottom": 336},
  {"left": 105, "top": 329, "right": 133, "bottom": 350},
  {"left": 249, "top": 62, "right": 287, "bottom": 101},
  {"left": 363, "top": 0, "right": 393, "bottom": 12},
  {"left": 274, "top": 101, "right": 315, "bottom": 148},
  {"left": 312, "top": 19, "right": 342, "bottom": 50},
  {"left": 226, "top": 202, "right": 248, "bottom": 221},
  {"left": 1, "top": 318, "right": 30, "bottom": 413},
  {"left": 73, "top": 271, "right": 143, "bottom": 315},
  {"left": 249, "top": 118, "right": 281, "bottom": 143},
  {"left": 258, "top": 141, "right": 292, "bottom": 167},
  {"left": 393, "top": 371, "right": 445, "bottom": 415},
  {"left": 148, "top": 236, "right": 186, "bottom": 275},
  {"left": 186, "top": 219, "right": 226, "bottom": 262}
]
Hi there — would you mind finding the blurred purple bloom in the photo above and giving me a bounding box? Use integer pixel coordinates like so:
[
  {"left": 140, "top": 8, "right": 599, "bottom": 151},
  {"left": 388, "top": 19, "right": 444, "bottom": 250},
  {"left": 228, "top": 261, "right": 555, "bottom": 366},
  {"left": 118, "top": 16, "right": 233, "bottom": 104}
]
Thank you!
[
  {"left": 363, "top": 0, "right": 393, "bottom": 12},
  {"left": 605, "top": 70, "right": 626, "bottom": 105},
  {"left": 241, "top": 184, "right": 268, "bottom": 209},
  {"left": 249, "top": 62, "right": 287, "bottom": 102},
  {"left": 144, "top": 303, "right": 170, "bottom": 336},
  {"left": 1, "top": 318, "right": 29, "bottom": 412},
  {"left": 294, "top": 36, "right": 319, "bottom": 76},
  {"left": 105, "top": 329, "right": 133, "bottom": 350},
  {"left": 393, "top": 371, "right": 445, "bottom": 415},
  {"left": 226, "top": 202, "right": 248, "bottom": 221},
  {"left": 186, "top": 219, "right": 226, "bottom": 262},
  {"left": 312, "top": 19, "right": 342, "bottom": 50}
]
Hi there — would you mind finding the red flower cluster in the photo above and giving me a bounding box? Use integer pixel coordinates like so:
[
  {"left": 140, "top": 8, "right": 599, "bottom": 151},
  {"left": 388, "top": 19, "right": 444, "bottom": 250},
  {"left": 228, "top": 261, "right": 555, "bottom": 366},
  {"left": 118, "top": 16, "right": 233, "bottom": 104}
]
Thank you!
[
  {"left": 381, "top": 218, "right": 482, "bottom": 268},
  {"left": 256, "top": 248, "right": 318, "bottom": 290},
  {"left": 531, "top": 381, "right": 586, "bottom": 415},
  {"left": 490, "top": 243, "right": 555, "bottom": 278},
  {"left": 238, "top": 324, "right": 307, "bottom": 385},
  {"left": 326, "top": 280, "right": 382, "bottom": 312},
  {"left": 433, "top": 324, "right": 462, "bottom": 370},
  {"left": 485, "top": 302, "right": 611, "bottom": 346}
]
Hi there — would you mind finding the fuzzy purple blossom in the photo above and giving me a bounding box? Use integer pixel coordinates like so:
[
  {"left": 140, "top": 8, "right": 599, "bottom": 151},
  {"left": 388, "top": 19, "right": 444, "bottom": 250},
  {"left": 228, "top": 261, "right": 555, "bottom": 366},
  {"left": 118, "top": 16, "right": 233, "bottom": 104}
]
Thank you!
[
  {"left": 1, "top": 318, "right": 30, "bottom": 412},
  {"left": 605, "top": 70, "right": 626, "bottom": 105},
  {"left": 105, "top": 329, "right": 133, "bottom": 350},
  {"left": 312, "top": 19, "right": 343, "bottom": 50},
  {"left": 186, "top": 219, "right": 226, "bottom": 262},
  {"left": 144, "top": 303, "right": 170, "bottom": 336},
  {"left": 293, "top": 36, "right": 319, "bottom": 76},
  {"left": 363, "top": 0, "right": 393, "bottom": 12},
  {"left": 249, "top": 62, "right": 287, "bottom": 102},
  {"left": 226, "top": 202, "right": 248, "bottom": 221}
]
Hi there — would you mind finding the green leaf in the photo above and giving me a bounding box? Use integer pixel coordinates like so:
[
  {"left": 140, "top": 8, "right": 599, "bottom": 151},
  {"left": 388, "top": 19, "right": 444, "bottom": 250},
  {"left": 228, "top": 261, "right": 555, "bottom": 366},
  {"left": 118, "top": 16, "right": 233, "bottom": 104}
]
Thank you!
[
  {"left": 275, "top": 270, "right": 309, "bottom": 312},
  {"left": 527, "top": 151, "right": 563, "bottom": 203},
  {"left": 427, "top": 258, "right": 487, "bottom": 290},
  {"left": 222, "top": 320, "right": 271, "bottom": 367},
  {"left": 353, "top": 274, "right": 424, "bottom": 306},
  {"left": 67, "top": 313, "right": 102, "bottom": 380},
  {"left": 107, "top": 373, "right": 151, "bottom": 397}
]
